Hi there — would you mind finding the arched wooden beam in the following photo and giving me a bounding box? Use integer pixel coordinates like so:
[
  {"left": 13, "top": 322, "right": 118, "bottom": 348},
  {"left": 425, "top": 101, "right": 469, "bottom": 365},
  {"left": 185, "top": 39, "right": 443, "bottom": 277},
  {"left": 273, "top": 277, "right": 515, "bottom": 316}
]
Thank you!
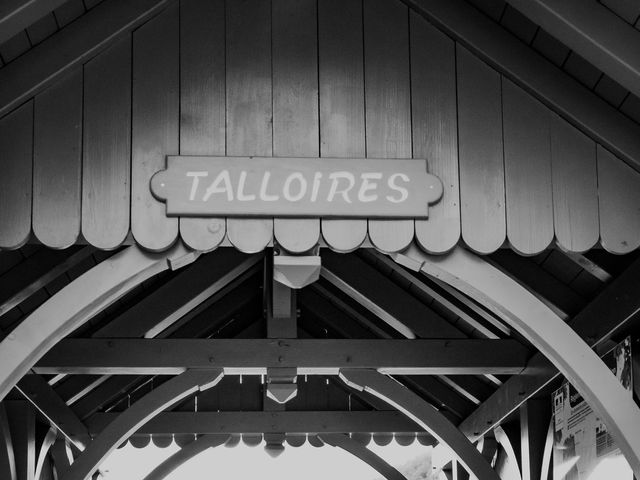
[
  {"left": 319, "top": 433, "right": 407, "bottom": 480},
  {"left": 339, "top": 369, "right": 500, "bottom": 480},
  {"left": 0, "top": 243, "right": 194, "bottom": 402},
  {"left": 142, "top": 434, "right": 230, "bottom": 480},
  {"left": 34, "top": 427, "right": 57, "bottom": 480},
  {"left": 396, "top": 243, "right": 640, "bottom": 478},
  {"left": 493, "top": 426, "right": 522, "bottom": 480},
  {"left": 62, "top": 369, "right": 223, "bottom": 480}
]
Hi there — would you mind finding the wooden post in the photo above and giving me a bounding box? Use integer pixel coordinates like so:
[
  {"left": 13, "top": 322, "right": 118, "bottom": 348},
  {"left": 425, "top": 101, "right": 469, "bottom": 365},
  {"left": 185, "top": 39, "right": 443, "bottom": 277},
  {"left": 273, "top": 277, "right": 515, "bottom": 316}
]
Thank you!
[
  {"left": 0, "top": 403, "right": 16, "bottom": 480},
  {"left": 519, "top": 400, "right": 551, "bottom": 480},
  {"left": 5, "top": 401, "right": 36, "bottom": 480}
]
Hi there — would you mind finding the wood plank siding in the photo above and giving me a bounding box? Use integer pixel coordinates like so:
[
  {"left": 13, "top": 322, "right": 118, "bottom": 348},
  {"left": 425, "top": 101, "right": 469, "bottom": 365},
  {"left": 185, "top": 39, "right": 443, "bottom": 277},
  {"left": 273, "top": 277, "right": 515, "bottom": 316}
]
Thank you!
[{"left": 0, "top": 0, "right": 638, "bottom": 254}]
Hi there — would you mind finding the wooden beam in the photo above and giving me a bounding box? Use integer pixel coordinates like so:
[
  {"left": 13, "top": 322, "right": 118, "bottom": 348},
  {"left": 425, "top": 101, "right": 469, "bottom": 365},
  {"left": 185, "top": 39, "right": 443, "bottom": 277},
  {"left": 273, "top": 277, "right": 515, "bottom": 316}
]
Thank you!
[
  {"left": 0, "top": 0, "right": 67, "bottom": 45},
  {"left": 93, "top": 249, "right": 258, "bottom": 338},
  {"left": 16, "top": 375, "right": 89, "bottom": 447},
  {"left": 321, "top": 251, "right": 465, "bottom": 339},
  {"left": 0, "top": 243, "right": 192, "bottom": 402},
  {"left": 398, "top": 244, "right": 640, "bottom": 478},
  {"left": 505, "top": 0, "right": 640, "bottom": 99},
  {"left": 142, "top": 435, "right": 230, "bottom": 480},
  {"left": 458, "top": 255, "right": 640, "bottom": 440},
  {"left": 519, "top": 399, "right": 550, "bottom": 480},
  {"left": 403, "top": 0, "right": 640, "bottom": 171},
  {"left": 85, "top": 411, "right": 424, "bottom": 436},
  {"left": 5, "top": 401, "right": 36, "bottom": 480},
  {"left": 0, "top": 0, "right": 174, "bottom": 119},
  {"left": 63, "top": 369, "right": 223, "bottom": 480},
  {"left": 319, "top": 434, "right": 407, "bottom": 480},
  {"left": 34, "top": 427, "right": 57, "bottom": 480},
  {"left": 0, "top": 247, "right": 95, "bottom": 317},
  {"left": 340, "top": 369, "right": 500, "bottom": 480},
  {"left": 34, "top": 338, "right": 529, "bottom": 375},
  {"left": 0, "top": 403, "right": 16, "bottom": 480}
]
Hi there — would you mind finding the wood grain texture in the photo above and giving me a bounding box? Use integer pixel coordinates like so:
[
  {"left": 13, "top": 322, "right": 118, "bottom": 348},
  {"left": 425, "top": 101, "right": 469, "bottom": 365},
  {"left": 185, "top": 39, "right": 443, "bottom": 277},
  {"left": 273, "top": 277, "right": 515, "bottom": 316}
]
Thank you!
[
  {"left": 33, "top": 69, "right": 82, "bottom": 248},
  {"left": 225, "top": 0, "right": 273, "bottom": 253},
  {"left": 364, "top": 0, "right": 414, "bottom": 253},
  {"left": 502, "top": 79, "right": 553, "bottom": 255},
  {"left": 0, "top": 101, "right": 33, "bottom": 250},
  {"left": 272, "top": 0, "right": 320, "bottom": 253},
  {"left": 411, "top": 11, "right": 460, "bottom": 254},
  {"left": 457, "top": 45, "right": 506, "bottom": 254},
  {"left": 131, "top": 4, "right": 179, "bottom": 251},
  {"left": 179, "top": 0, "right": 226, "bottom": 252},
  {"left": 597, "top": 145, "right": 640, "bottom": 254},
  {"left": 550, "top": 114, "right": 599, "bottom": 252},
  {"left": 82, "top": 38, "right": 131, "bottom": 250},
  {"left": 318, "top": 0, "right": 367, "bottom": 252}
]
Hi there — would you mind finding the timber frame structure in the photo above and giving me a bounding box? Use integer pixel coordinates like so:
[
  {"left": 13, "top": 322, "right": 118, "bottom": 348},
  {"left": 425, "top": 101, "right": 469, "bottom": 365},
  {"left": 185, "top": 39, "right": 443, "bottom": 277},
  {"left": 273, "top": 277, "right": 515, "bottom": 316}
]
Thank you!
[{"left": 1, "top": 0, "right": 640, "bottom": 479}]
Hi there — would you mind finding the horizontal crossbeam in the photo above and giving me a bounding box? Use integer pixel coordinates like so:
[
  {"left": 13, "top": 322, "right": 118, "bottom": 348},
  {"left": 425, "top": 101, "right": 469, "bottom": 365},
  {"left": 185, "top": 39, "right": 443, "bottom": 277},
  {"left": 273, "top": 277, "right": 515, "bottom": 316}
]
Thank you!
[
  {"left": 33, "top": 338, "right": 529, "bottom": 375},
  {"left": 85, "top": 411, "right": 425, "bottom": 436}
]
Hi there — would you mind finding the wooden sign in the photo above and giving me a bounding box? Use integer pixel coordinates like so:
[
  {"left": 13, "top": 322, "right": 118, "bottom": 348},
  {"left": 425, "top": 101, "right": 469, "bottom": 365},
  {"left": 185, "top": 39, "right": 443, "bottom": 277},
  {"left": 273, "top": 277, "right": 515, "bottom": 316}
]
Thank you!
[{"left": 150, "top": 156, "right": 443, "bottom": 218}]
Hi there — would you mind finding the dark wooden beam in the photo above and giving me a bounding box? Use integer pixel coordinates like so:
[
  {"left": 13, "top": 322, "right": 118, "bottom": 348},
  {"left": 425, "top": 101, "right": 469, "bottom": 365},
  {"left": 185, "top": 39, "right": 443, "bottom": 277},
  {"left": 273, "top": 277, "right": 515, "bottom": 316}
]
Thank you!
[
  {"left": 4, "top": 401, "right": 35, "bottom": 480},
  {"left": 16, "top": 375, "right": 89, "bottom": 447},
  {"left": 0, "top": 0, "right": 67, "bottom": 45},
  {"left": 0, "top": 0, "right": 174, "bottom": 118},
  {"left": 459, "top": 256, "right": 640, "bottom": 440},
  {"left": 321, "top": 251, "right": 465, "bottom": 338},
  {"left": 403, "top": 0, "right": 640, "bottom": 171},
  {"left": 94, "top": 249, "right": 259, "bottom": 338},
  {"left": 85, "top": 411, "right": 424, "bottom": 436},
  {"left": 34, "top": 338, "right": 529, "bottom": 375},
  {"left": 505, "top": 0, "right": 640, "bottom": 99},
  {"left": 0, "top": 247, "right": 95, "bottom": 317}
]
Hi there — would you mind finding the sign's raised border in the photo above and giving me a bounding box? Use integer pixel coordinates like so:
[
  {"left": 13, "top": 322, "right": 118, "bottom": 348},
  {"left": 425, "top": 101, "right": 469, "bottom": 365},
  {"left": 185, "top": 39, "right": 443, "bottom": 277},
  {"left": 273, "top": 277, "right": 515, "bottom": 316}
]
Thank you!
[{"left": 150, "top": 156, "right": 443, "bottom": 219}]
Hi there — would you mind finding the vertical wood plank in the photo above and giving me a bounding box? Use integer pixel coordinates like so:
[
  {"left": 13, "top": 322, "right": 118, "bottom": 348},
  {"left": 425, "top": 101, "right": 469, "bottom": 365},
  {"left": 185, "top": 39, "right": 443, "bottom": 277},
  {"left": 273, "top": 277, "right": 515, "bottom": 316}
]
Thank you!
[
  {"left": 411, "top": 11, "right": 460, "bottom": 255},
  {"left": 33, "top": 70, "right": 82, "bottom": 249},
  {"left": 318, "top": 0, "right": 367, "bottom": 252},
  {"left": 550, "top": 114, "right": 599, "bottom": 252},
  {"left": 5, "top": 401, "right": 35, "bottom": 480},
  {"left": 179, "top": 0, "right": 227, "bottom": 252},
  {"left": 131, "top": 4, "right": 180, "bottom": 251},
  {"left": 457, "top": 45, "right": 506, "bottom": 254},
  {"left": 502, "top": 79, "right": 553, "bottom": 256},
  {"left": 225, "top": 0, "right": 273, "bottom": 253},
  {"left": 82, "top": 38, "right": 131, "bottom": 250},
  {"left": 597, "top": 145, "right": 640, "bottom": 254},
  {"left": 272, "top": 0, "right": 320, "bottom": 254},
  {"left": 364, "top": 0, "right": 414, "bottom": 253},
  {"left": 0, "top": 102, "right": 33, "bottom": 250}
]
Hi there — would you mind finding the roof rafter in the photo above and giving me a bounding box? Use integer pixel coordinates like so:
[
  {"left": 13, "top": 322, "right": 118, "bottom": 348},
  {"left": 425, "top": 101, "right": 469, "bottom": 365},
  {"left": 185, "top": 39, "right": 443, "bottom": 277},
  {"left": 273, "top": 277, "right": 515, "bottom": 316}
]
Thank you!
[
  {"left": 0, "top": 0, "right": 67, "bottom": 45},
  {"left": 505, "top": 0, "right": 640, "bottom": 99},
  {"left": 0, "top": 0, "right": 175, "bottom": 119},
  {"left": 403, "top": 0, "right": 640, "bottom": 171}
]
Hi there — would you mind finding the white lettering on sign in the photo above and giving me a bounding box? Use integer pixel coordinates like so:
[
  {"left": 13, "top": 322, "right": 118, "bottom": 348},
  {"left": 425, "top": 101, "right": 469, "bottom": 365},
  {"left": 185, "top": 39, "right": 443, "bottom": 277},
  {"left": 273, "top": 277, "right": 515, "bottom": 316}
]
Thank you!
[{"left": 150, "top": 156, "right": 443, "bottom": 218}]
